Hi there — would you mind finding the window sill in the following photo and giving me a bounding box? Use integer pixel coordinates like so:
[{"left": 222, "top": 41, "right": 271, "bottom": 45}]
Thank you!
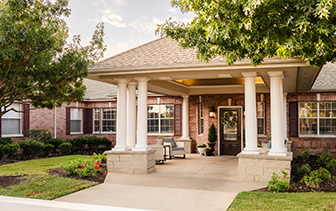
[
  {"left": 101, "top": 132, "right": 116, "bottom": 134},
  {"left": 299, "top": 135, "right": 336, "bottom": 138},
  {"left": 147, "top": 134, "right": 174, "bottom": 136},
  {"left": 70, "top": 132, "right": 83, "bottom": 135},
  {"left": 198, "top": 134, "right": 204, "bottom": 136},
  {"left": 258, "top": 135, "right": 267, "bottom": 138},
  {"left": 1, "top": 134, "right": 23, "bottom": 138}
]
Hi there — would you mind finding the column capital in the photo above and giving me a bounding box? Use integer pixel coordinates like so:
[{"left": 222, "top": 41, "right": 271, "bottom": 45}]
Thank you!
[
  {"left": 127, "top": 81, "right": 137, "bottom": 86},
  {"left": 181, "top": 94, "right": 189, "bottom": 99},
  {"left": 267, "top": 71, "right": 283, "bottom": 78},
  {"left": 241, "top": 72, "right": 257, "bottom": 78},
  {"left": 115, "top": 78, "right": 128, "bottom": 84},
  {"left": 135, "top": 77, "right": 150, "bottom": 82}
]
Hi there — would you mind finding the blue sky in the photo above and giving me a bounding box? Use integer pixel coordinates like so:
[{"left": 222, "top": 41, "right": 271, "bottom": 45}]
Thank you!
[{"left": 65, "top": 0, "right": 194, "bottom": 59}]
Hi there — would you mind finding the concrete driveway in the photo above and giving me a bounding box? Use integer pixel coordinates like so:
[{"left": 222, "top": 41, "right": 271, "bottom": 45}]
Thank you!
[{"left": 56, "top": 154, "right": 267, "bottom": 211}]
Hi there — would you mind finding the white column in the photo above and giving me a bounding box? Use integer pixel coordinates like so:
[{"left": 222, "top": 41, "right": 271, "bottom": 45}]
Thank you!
[
  {"left": 113, "top": 79, "right": 130, "bottom": 151},
  {"left": 127, "top": 81, "right": 137, "bottom": 148},
  {"left": 134, "top": 77, "right": 151, "bottom": 151},
  {"left": 268, "top": 71, "right": 287, "bottom": 156},
  {"left": 242, "top": 72, "right": 259, "bottom": 154},
  {"left": 283, "top": 93, "right": 288, "bottom": 142},
  {"left": 181, "top": 95, "right": 190, "bottom": 140}
]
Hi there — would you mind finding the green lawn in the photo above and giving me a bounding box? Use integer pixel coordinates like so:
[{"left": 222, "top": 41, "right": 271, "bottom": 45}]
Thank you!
[
  {"left": 228, "top": 192, "right": 336, "bottom": 211},
  {"left": 0, "top": 155, "right": 98, "bottom": 199}
]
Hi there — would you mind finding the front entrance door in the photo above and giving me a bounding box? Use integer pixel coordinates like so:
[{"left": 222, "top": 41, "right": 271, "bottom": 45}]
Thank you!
[{"left": 219, "top": 108, "right": 242, "bottom": 155}]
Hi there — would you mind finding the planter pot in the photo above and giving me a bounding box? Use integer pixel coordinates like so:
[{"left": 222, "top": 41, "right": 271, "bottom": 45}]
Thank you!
[
  {"left": 156, "top": 138, "right": 163, "bottom": 145},
  {"left": 197, "top": 147, "right": 205, "bottom": 156},
  {"left": 205, "top": 150, "right": 213, "bottom": 156},
  {"left": 208, "top": 142, "right": 216, "bottom": 152}
]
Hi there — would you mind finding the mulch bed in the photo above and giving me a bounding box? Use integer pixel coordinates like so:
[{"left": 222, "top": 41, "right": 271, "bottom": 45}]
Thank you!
[
  {"left": 254, "top": 155, "right": 336, "bottom": 193},
  {"left": 0, "top": 175, "right": 27, "bottom": 188},
  {"left": 48, "top": 163, "right": 108, "bottom": 184}
]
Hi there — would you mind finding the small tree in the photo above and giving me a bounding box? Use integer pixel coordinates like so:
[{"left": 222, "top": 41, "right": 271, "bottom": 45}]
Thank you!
[{"left": 208, "top": 123, "right": 217, "bottom": 143}]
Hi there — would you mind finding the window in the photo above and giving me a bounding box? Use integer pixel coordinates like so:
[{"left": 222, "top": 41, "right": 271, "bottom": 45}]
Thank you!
[
  {"left": 199, "top": 103, "right": 204, "bottom": 134},
  {"left": 2, "top": 103, "right": 22, "bottom": 136},
  {"left": 93, "top": 108, "right": 100, "bottom": 133},
  {"left": 102, "top": 108, "right": 116, "bottom": 133},
  {"left": 299, "top": 102, "right": 336, "bottom": 136},
  {"left": 70, "top": 108, "right": 82, "bottom": 133},
  {"left": 148, "top": 104, "right": 174, "bottom": 134},
  {"left": 257, "top": 102, "right": 265, "bottom": 135}
]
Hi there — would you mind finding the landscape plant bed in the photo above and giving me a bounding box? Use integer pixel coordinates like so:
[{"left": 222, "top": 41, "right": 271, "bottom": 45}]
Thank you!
[
  {"left": 255, "top": 152, "right": 336, "bottom": 193},
  {"left": 48, "top": 163, "right": 107, "bottom": 183}
]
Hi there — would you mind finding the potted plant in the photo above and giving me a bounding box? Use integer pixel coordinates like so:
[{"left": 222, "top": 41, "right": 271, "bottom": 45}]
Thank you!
[
  {"left": 197, "top": 143, "right": 206, "bottom": 156},
  {"left": 204, "top": 147, "right": 212, "bottom": 156},
  {"left": 156, "top": 135, "right": 164, "bottom": 145},
  {"left": 208, "top": 123, "right": 217, "bottom": 155}
]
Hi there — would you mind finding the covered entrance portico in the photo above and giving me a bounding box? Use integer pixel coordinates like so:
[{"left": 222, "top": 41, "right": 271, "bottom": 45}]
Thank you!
[{"left": 89, "top": 38, "right": 320, "bottom": 180}]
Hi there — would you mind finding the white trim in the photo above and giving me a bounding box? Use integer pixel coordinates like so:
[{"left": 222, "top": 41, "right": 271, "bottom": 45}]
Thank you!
[
  {"left": 70, "top": 132, "right": 83, "bottom": 135},
  {"left": 147, "top": 133, "right": 174, "bottom": 136},
  {"left": 1, "top": 135, "right": 23, "bottom": 138},
  {"left": 217, "top": 106, "right": 243, "bottom": 156}
]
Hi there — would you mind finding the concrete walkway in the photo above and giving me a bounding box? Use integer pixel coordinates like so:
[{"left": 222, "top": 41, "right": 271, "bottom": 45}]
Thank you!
[{"left": 56, "top": 154, "right": 267, "bottom": 211}]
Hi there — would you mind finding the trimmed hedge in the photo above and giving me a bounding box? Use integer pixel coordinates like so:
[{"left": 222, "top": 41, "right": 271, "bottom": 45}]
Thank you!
[
  {"left": 19, "top": 140, "right": 46, "bottom": 159},
  {"left": 27, "top": 129, "right": 52, "bottom": 143},
  {"left": 0, "top": 137, "right": 13, "bottom": 145},
  {"left": 59, "top": 142, "right": 72, "bottom": 155},
  {"left": 0, "top": 144, "right": 20, "bottom": 160},
  {"left": 46, "top": 138, "right": 64, "bottom": 149}
]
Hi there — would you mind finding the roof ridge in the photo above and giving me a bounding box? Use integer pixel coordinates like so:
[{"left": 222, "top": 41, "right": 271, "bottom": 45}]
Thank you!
[{"left": 97, "top": 37, "right": 167, "bottom": 64}]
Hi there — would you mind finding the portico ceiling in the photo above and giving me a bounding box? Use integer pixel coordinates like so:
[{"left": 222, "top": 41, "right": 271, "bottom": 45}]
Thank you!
[{"left": 89, "top": 38, "right": 321, "bottom": 96}]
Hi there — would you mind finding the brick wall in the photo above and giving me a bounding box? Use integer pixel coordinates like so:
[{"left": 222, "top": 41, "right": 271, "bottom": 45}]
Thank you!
[{"left": 287, "top": 92, "right": 336, "bottom": 157}]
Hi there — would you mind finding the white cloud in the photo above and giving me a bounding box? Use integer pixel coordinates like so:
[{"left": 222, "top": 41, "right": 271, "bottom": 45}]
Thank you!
[
  {"left": 90, "top": 9, "right": 126, "bottom": 28},
  {"left": 128, "top": 16, "right": 164, "bottom": 34},
  {"left": 103, "top": 40, "right": 136, "bottom": 59},
  {"left": 168, "top": 7, "right": 177, "bottom": 13}
]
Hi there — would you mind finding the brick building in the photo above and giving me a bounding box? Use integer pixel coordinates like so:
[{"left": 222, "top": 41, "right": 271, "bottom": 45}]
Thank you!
[{"left": 2, "top": 38, "right": 336, "bottom": 159}]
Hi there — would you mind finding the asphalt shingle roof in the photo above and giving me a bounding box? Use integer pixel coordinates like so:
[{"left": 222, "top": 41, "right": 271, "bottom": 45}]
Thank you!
[
  {"left": 83, "top": 78, "right": 117, "bottom": 100},
  {"left": 312, "top": 63, "right": 336, "bottom": 91},
  {"left": 93, "top": 37, "right": 225, "bottom": 70}
]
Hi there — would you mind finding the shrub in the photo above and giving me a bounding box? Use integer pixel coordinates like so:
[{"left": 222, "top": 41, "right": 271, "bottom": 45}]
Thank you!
[
  {"left": 92, "top": 152, "right": 107, "bottom": 163},
  {"left": 19, "top": 140, "right": 45, "bottom": 159},
  {"left": 27, "top": 129, "right": 52, "bottom": 143},
  {"left": 208, "top": 123, "right": 217, "bottom": 143},
  {"left": 59, "top": 142, "right": 72, "bottom": 155},
  {"left": 301, "top": 167, "right": 331, "bottom": 188},
  {"left": 43, "top": 144, "right": 54, "bottom": 157},
  {"left": 62, "top": 159, "right": 102, "bottom": 177},
  {"left": 0, "top": 137, "right": 13, "bottom": 145},
  {"left": 297, "top": 164, "right": 311, "bottom": 176},
  {"left": 46, "top": 138, "right": 64, "bottom": 149},
  {"left": 87, "top": 137, "right": 112, "bottom": 150},
  {"left": 267, "top": 170, "right": 290, "bottom": 192},
  {"left": 0, "top": 144, "right": 20, "bottom": 160},
  {"left": 317, "top": 151, "right": 333, "bottom": 166},
  {"left": 326, "top": 159, "right": 336, "bottom": 171},
  {"left": 295, "top": 150, "right": 311, "bottom": 161},
  {"left": 70, "top": 137, "right": 88, "bottom": 149}
]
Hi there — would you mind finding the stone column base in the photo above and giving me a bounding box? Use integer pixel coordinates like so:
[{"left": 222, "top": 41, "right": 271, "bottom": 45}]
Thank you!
[
  {"left": 105, "top": 150, "right": 156, "bottom": 174},
  {"left": 237, "top": 151, "right": 293, "bottom": 182},
  {"left": 176, "top": 138, "right": 191, "bottom": 154}
]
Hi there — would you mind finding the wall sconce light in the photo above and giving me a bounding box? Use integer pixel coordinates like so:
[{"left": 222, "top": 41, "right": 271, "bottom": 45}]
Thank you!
[{"left": 210, "top": 107, "right": 216, "bottom": 118}]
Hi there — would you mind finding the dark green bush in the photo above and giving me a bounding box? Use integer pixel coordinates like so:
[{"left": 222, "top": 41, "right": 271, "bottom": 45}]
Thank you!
[
  {"left": 295, "top": 150, "right": 311, "bottom": 161},
  {"left": 59, "top": 142, "right": 72, "bottom": 155},
  {"left": 297, "top": 164, "right": 311, "bottom": 176},
  {"left": 208, "top": 123, "right": 217, "bottom": 143},
  {"left": 27, "top": 129, "right": 52, "bottom": 143},
  {"left": 43, "top": 144, "right": 54, "bottom": 157},
  {"left": 0, "top": 144, "right": 20, "bottom": 160},
  {"left": 326, "top": 159, "right": 336, "bottom": 171},
  {"left": 0, "top": 137, "right": 13, "bottom": 145},
  {"left": 70, "top": 137, "right": 88, "bottom": 149},
  {"left": 19, "top": 140, "right": 45, "bottom": 159},
  {"left": 317, "top": 151, "right": 333, "bottom": 166},
  {"left": 86, "top": 136, "right": 112, "bottom": 149},
  {"left": 46, "top": 138, "right": 64, "bottom": 149}
]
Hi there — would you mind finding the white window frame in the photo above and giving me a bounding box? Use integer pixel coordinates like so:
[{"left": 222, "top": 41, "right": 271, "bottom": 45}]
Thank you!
[
  {"left": 147, "top": 104, "right": 174, "bottom": 135},
  {"left": 198, "top": 103, "right": 204, "bottom": 134},
  {"left": 101, "top": 108, "right": 117, "bottom": 134},
  {"left": 1, "top": 103, "right": 22, "bottom": 137},
  {"left": 93, "top": 108, "right": 100, "bottom": 134},
  {"left": 299, "top": 101, "right": 336, "bottom": 137},
  {"left": 257, "top": 102, "right": 265, "bottom": 135},
  {"left": 70, "top": 108, "right": 83, "bottom": 134}
]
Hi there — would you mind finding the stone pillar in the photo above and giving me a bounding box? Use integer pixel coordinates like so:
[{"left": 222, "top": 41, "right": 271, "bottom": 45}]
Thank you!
[
  {"left": 134, "top": 77, "right": 150, "bottom": 151},
  {"left": 181, "top": 95, "right": 190, "bottom": 139},
  {"left": 127, "top": 81, "right": 137, "bottom": 148},
  {"left": 268, "top": 71, "right": 287, "bottom": 156},
  {"left": 241, "top": 72, "right": 259, "bottom": 154},
  {"left": 113, "top": 79, "right": 130, "bottom": 151}
]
